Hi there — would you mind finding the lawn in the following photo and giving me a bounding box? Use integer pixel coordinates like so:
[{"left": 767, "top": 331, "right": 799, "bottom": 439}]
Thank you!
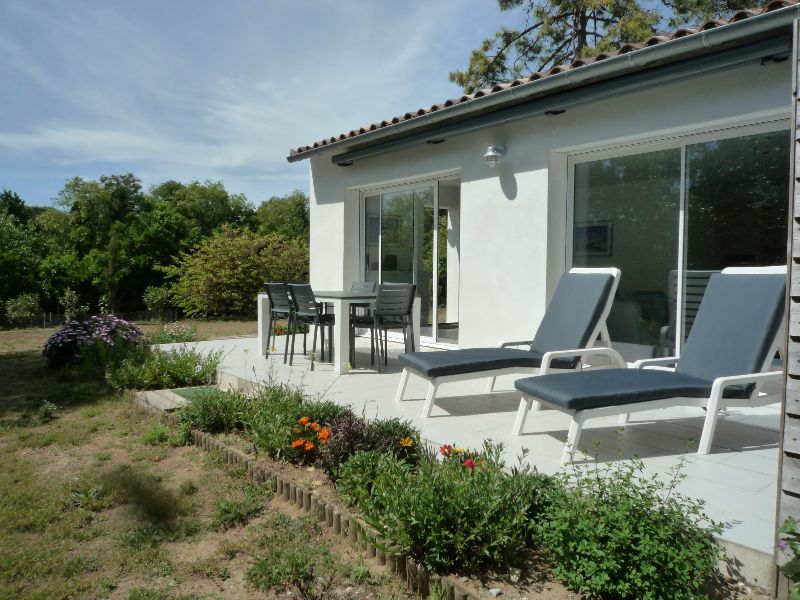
[
  {"left": 0, "top": 349, "right": 408, "bottom": 600},
  {"left": 0, "top": 320, "right": 257, "bottom": 355}
]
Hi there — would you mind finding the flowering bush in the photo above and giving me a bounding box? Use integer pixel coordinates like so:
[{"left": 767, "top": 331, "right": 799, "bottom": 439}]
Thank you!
[
  {"left": 337, "top": 442, "right": 551, "bottom": 572},
  {"left": 146, "top": 321, "right": 199, "bottom": 344},
  {"left": 42, "top": 315, "right": 143, "bottom": 369},
  {"left": 288, "top": 416, "right": 331, "bottom": 463},
  {"left": 320, "top": 414, "right": 421, "bottom": 479}
]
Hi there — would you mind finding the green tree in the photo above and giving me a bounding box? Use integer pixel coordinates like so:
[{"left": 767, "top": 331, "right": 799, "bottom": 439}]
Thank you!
[
  {"left": 0, "top": 210, "right": 39, "bottom": 305},
  {"left": 151, "top": 179, "right": 255, "bottom": 236},
  {"left": 56, "top": 173, "right": 143, "bottom": 251},
  {"left": 114, "top": 198, "right": 199, "bottom": 312},
  {"left": 0, "top": 189, "right": 28, "bottom": 223},
  {"left": 164, "top": 226, "right": 309, "bottom": 318},
  {"left": 450, "top": 0, "right": 751, "bottom": 93},
  {"left": 255, "top": 190, "right": 309, "bottom": 240}
]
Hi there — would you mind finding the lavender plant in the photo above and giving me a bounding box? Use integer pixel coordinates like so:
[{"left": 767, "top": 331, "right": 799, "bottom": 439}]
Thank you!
[{"left": 42, "top": 315, "right": 144, "bottom": 369}]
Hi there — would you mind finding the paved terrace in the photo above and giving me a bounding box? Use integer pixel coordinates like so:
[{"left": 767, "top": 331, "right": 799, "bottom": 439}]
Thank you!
[{"left": 164, "top": 336, "right": 781, "bottom": 586}]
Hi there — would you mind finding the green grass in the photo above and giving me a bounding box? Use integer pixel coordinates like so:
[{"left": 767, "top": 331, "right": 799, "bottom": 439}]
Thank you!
[
  {"left": 171, "top": 386, "right": 215, "bottom": 401},
  {"left": 0, "top": 349, "right": 406, "bottom": 600}
]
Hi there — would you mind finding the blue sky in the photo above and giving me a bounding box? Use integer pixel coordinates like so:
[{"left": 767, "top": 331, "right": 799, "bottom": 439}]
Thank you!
[{"left": 0, "top": 1, "right": 521, "bottom": 207}]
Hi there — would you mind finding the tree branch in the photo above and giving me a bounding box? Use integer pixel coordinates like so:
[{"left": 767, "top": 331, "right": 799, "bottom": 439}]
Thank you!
[{"left": 485, "top": 12, "right": 570, "bottom": 77}]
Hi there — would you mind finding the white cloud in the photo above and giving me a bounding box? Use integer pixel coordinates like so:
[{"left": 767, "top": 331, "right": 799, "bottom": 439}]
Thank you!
[{"left": 0, "top": 0, "right": 518, "bottom": 204}]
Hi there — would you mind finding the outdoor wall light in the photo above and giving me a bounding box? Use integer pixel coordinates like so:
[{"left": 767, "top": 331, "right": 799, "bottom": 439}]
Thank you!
[{"left": 484, "top": 145, "right": 506, "bottom": 167}]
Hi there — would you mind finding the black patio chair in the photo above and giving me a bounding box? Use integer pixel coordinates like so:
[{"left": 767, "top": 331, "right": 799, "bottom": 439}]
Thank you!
[
  {"left": 347, "top": 281, "right": 377, "bottom": 367},
  {"left": 351, "top": 283, "right": 416, "bottom": 372},
  {"left": 264, "top": 282, "right": 292, "bottom": 356},
  {"left": 286, "top": 283, "right": 335, "bottom": 371}
]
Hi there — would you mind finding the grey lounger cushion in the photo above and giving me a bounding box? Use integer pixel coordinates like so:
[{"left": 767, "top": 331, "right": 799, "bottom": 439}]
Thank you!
[
  {"left": 399, "top": 271, "right": 614, "bottom": 378},
  {"left": 399, "top": 348, "right": 577, "bottom": 378},
  {"left": 514, "top": 369, "right": 749, "bottom": 412}
]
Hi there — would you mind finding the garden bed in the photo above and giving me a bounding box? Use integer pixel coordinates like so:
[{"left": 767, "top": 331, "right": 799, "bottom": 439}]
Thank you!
[{"left": 163, "top": 384, "right": 769, "bottom": 600}]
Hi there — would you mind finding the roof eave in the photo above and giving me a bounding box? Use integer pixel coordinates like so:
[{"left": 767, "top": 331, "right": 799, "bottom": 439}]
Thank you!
[{"left": 286, "top": 4, "right": 800, "bottom": 164}]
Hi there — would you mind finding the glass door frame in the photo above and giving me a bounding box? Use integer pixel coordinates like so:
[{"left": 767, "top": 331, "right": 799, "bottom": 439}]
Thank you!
[
  {"left": 358, "top": 174, "right": 460, "bottom": 347},
  {"left": 565, "top": 118, "right": 789, "bottom": 355}
]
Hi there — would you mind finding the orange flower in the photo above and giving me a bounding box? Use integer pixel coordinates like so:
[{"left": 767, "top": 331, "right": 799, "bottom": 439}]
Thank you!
[
  {"left": 291, "top": 438, "right": 305, "bottom": 448},
  {"left": 318, "top": 427, "right": 331, "bottom": 442},
  {"left": 304, "top": 440, "right": 315, "bottom": 451},
  {"left": 293, "top": 427, "right": 301, "bottom": 434},
  {"left": 298, "top": 416, "right": 310, "bottom": 425},
  {"left": 309, "top": 422, "right": 321, "bottom": 432}
]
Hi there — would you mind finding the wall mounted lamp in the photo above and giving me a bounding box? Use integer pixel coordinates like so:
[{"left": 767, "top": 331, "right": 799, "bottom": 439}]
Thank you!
[{"left": 483, "top": 145, "right": 506, "bottom": 167}]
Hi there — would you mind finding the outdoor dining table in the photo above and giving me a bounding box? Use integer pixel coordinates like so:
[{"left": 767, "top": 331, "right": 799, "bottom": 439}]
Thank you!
[{"left": 257, "top": 289, "right": 421, "bottom": 375}]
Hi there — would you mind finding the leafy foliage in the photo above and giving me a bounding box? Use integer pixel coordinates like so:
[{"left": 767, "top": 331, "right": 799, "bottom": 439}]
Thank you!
[
  {"left": 338, "top": 442, "right": 552, "bottom": 572},
  {"left": 4, "top": 293, "right": 40, "bottom": 326},
  {"left": 778, "top": 517, "right": 800, "bottom": 599},
  {"left": 321, "top": 414, "right": 421, "bottom": 479},
  {"left": 142, "top": 286, "right": 173, "bottom": 321},
  {"left": 164, "top": 226, "right": 309, "bottom": 318},
  {"left": 105, "top": 346, "right": 222, "bottom": 390},
  {"left": 450, "top": 0, "right": 752, "bottom": 93},
  {"left": 536, "top": 456, "right": 723, "bottom": 599},
  {"left": 0, "top": 210, "right": 39, "bottom": 304},
  {"left": 176, "top": 388, "right": 249, "bottom": 441},
  {"left": 256, "top": 189, "right": 310, "bottom": 241}
]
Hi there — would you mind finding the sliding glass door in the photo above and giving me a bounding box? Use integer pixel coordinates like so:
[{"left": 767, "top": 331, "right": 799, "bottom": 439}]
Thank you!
[
  {"left": 571, "top": 125, "right": 789, "bottom": 360},
  {"left": 362, "top": 180, "right": 460, "bottom": 344}
]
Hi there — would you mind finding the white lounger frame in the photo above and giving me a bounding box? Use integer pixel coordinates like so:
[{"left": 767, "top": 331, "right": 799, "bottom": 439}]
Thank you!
[
  {"left": 512, "top": 266, "right": 786, "bottom": 464},
  {"left": 395, "top": 267, "right": 624, "bottom": 418}
]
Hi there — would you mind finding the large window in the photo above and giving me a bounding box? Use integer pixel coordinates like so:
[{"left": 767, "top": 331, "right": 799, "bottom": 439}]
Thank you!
[
  {"left": 361, "top": 179, "right": 461, "bottom": 344},
  {"left": 572, "top": 127, "right": 789, "bottom": 360}
]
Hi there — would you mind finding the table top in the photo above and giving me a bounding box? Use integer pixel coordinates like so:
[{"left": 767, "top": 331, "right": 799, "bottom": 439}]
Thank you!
[{"left": 314, "top": 290, "right": 377, "bottom": 300}]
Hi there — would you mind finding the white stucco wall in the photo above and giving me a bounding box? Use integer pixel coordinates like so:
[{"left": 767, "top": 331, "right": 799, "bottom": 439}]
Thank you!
[{"left": 306, "top": 57, "right": 791, "bottom": 348}]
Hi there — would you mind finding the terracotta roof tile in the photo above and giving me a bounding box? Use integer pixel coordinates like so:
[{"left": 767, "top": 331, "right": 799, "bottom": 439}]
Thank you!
[{"left": 289, "top": 0, "right": 799, "bottom": 158}]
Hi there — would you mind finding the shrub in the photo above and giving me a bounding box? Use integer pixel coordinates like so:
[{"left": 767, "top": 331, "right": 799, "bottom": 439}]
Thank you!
[
  {"left": 536, "top": 457, "right": 723, "bottom": 600},
  {"left": 321, "top": 415, "right": 421, "bottom": 479},
  {"left": 164, "top": 227, "right": 309, "bottom": 318},
  {"left": 141, "top": 423, "right": 170, "bottom": 446},
  {"left": 142, "top": 286, "right": 172, "bottom": 321},
  {"left": 336, "top": 450, "right": 384, "bottom": 508},
  {"left": 105, "top": 346, "right": 221, "bottom": 390},
  {"left": 245, "top": 382, "right": 306, "bottom": 458},
  {"left": 365, "top": 418, "right": 421, "bottom": 465},
  {"left": 338, "top": 442, "right": 551, "bottom": 572},
  {"left": 59, "top": 288, "right": 89, "bottom": 322},
  {"left": 176, "top": 388, "right": 248, "bottom": 441},
  {"left": 146, "top": 322, "right": 198, "bottom": 344},
  {"left": 320, "top": 413, "right": 370, "bottom": 478},
  {"left": 42, "top": 314, "right": 144, "bottom": 369},
  {"left": 5, "top": 292, "right": 39, "bottom": 326}
]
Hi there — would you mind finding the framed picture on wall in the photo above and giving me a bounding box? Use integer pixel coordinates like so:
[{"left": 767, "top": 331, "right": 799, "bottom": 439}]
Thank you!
[{"left": 574, "top": 221, "right": 613, "bottom": 256}]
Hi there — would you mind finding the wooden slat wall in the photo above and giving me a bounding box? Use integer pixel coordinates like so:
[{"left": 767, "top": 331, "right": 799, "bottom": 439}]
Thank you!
[{"left": 776, "top": 19, "right": 800, "bottom": 598}]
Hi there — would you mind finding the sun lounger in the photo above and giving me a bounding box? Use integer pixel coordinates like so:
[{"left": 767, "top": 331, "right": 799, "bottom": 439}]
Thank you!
[
  {"left": 512, "top": 266, "right": 786, "bottom": 463},
  {"left": 395, "top": 268, "right": 623, "bottom": 417}
]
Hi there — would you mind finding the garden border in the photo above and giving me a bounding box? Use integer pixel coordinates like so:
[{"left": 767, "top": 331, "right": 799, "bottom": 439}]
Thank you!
[{"left": 157, "top": 410, "right": 485, "bottom": 600}]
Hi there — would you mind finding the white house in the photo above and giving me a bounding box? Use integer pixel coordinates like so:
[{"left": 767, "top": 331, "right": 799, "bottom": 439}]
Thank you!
[{"left": 288, "top": 0, "right": 797, "bottom": 362}]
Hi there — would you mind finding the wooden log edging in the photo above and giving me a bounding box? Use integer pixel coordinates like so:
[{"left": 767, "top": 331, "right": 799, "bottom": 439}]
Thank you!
[{"left": 182, "top": 429, "right": 480, "bottom": 598}]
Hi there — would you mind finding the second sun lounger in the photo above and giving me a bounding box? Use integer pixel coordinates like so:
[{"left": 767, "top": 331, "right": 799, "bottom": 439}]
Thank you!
[{"left": 512, "top": 266, "right": 786, "bottom": 463}]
